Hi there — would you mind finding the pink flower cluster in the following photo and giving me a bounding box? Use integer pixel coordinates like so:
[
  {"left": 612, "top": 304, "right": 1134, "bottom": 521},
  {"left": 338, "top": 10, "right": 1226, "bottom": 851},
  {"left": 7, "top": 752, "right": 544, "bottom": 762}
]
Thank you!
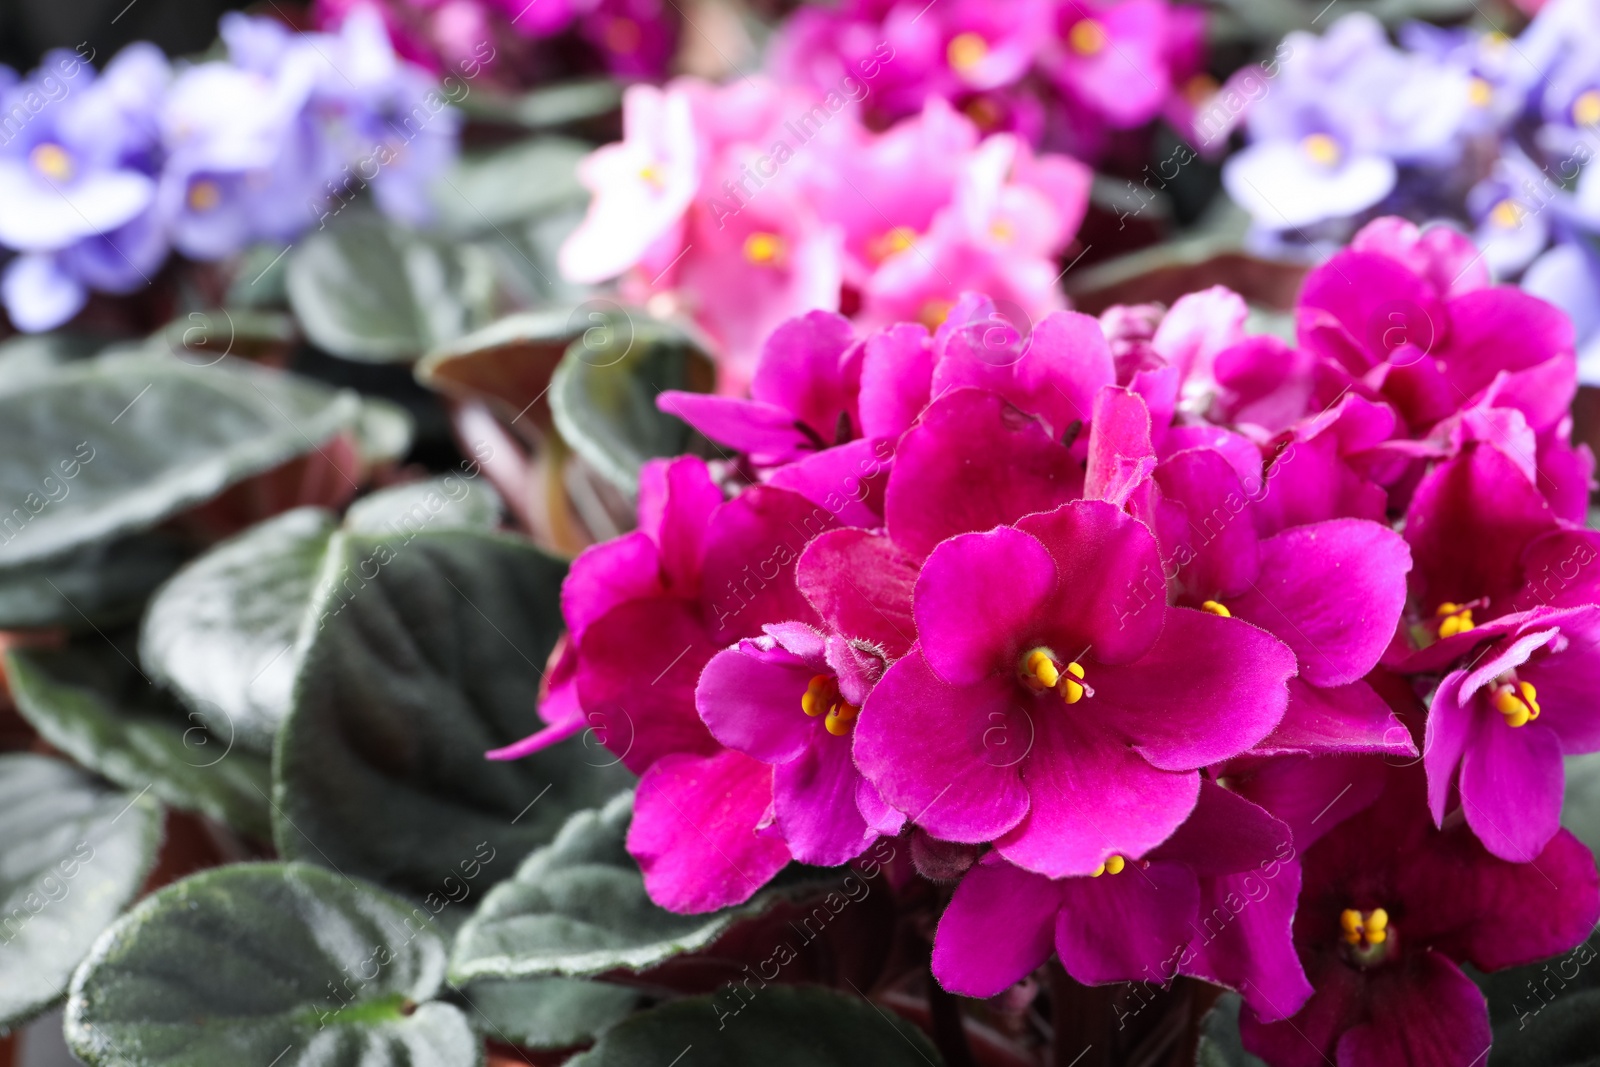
[
  {"left": 557, "top": 77, "right": 1091, "bottom": 391},
  {"left": 498, "top": 217, "right": 1600, "bottom": 1066},
  {"left": 768, "top": 0, "right": 1209, "bottom": 162}
]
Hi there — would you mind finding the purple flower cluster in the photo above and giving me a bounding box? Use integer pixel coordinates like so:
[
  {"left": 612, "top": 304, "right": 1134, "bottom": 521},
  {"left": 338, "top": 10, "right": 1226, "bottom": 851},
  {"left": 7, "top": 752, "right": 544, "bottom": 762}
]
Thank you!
[
  {"left": 766, "top": 0, "right": 1209, "bottom": 162},
  {"left": 0, "top": 10, "right": 459, "bottom": 332},
  {"left": 496, "top": 215, "right": 1600, "bottom": 1065},
  {"left": 1222, "top": 0, "right": 1600, "bottom": 384}
]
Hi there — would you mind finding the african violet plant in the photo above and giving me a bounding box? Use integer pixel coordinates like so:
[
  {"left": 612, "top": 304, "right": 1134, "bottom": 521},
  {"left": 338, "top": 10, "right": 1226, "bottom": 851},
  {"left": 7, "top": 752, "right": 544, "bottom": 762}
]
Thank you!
[{"left": 3, "top": 2, "right": 1600, "bottom": 1067}]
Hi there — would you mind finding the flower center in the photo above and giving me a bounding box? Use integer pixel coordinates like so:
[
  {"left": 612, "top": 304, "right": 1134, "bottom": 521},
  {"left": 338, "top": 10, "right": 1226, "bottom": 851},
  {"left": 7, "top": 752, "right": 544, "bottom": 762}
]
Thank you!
[
  {"left": 1091, "top": 854, "right": 1126, "bottom": 877},
  {"left": 743, "top": 231, "right": 785, "bottom": 266},
  {"left": 918, "top": 299, "right": 954, "bottom": 331},
  {"left": 1069, "top": 19, "right": 1107, "bottom": 56},
  {"left": 1200, "top": 600, "right": 1231, "bottom": 618},
  {"left": 1489, "top": 199, "right": 1524, "bottom": 229},
  {"left": 1301, "top": 133, "right": 1342, "bottom": 167},
  {"left": 29, "top": 142, "right": 73, "bottom": 182},
  {"left": 1489, "top": 675, "right": 1540, "bottom": 728},
  {"left": 1019, "top": 647, "right": 1091, "bottom": 704},
  {"left": 947, "top": 32, "right": 989, "bottom": 74},
  {"left": 1574, "top": 89, "right": 1600, "bottom": 128},
  {"left": 188, "top": 179, "right": 222, "bottom": 212},
  {"left": 639, "top": 162, "right": 666, "bottom": 188},
  {"left": 1435, "top": 601, "right": 1475, "bottom": 638},
  {"left": 802, "top": 674, "right": 859, "bottom": 736},
  {"left": 869, "top": 226, "right": 917, "bottom": 263},
  {"left": 1184, "top": 73, "right": 1219, "bottom": 105},
  {"left": 1468, "top": 77, "right": 1493, "bottom": 108},
  {"left": 1340, "top": 907, "right": 1393, "bottom": 965},
  {"left": 962, "top": 95, "right": 1004, "bottom": 130}
]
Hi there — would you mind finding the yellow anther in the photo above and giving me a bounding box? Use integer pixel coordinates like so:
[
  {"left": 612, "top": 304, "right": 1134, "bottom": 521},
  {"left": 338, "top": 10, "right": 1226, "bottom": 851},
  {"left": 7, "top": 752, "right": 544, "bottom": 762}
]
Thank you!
[
  {"left": 1061, "top": 661, "right": 1086, "bottom": 704},
  {"left": 1490, "top": 199, "right": 1524, "bottom": 229},
  {"left": 870, "top": 226, "right": 917, "bottom": 263},
  {"left": 1574, "top": 89, "right": 1600, "bottom": 128},
  {"left": 918, "top": 300, "right": 954, "bottom": 331},
  {"left": 1519, "top": 681, "right": 1540, "bottom": 719},
  {"left": 1091, "top": 862, "right": 1107, "bottom": 877},
  {"left": 743, "top": 232, "right": 785, "bottom": 265},
  {"left": 1104, "top": 854, "right": 1126, "bottom": 875},
  {"left": 989, "top": 218, "right": 1014, "bottom": 243},
  {"left": 1468, "top": 77, "right": 1493, "bottom": 108},
  {"left": 1069, "top": 18, "right": 1107, "bottom": 56},
  {"left": 639, "top": 162, "right": 665, "bottom": 187},
  {"left": 1340, "top": 908, "right": 1363, "bottom": 943},
  {"left": 947, "top": 32, "right": 989, "bottom": 74},
  {"left": 1436, "top": 603, "right": 1475, "bottom": 638},
  {"left": 1201, "top": 600, "right": 1231, "bottom": 618},
  {"left": 1484, "top": 31, "right": 1509, "bottom": 50},
  {"left": 1365, "top": 907, "right": 1388, "bottom": 945},
  {"left": 1301, "top": 133, "right": 1341, "bottom": 167},
  {"left": 801, "top": 675, "right": 835, "bottom": 718},
  {"left": 187, "top": 179, "right": 222, "bottom": 212},
  {"left": 1026, "top": 649, "right": 1060, "bottom": 689},
  {"left": 1493, "top": 683, "right": 1534, "bottom": 727},
  {"left": 29, "top": 142, "right": 73, "bottom": 182},
  {"left": 824, "top": 701, "right": 859, "bottom": 736}
]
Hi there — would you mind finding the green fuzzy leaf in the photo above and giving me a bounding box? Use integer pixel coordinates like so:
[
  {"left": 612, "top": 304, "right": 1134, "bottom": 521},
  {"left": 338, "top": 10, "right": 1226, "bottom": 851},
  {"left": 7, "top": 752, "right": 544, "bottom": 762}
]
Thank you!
[
  {"left": 0, "top": 531, "right": 188, "bottom": 630},
  {"left": 141, "top": 508, "right": 338, "bottom": 754},
  {"left": 0, "top": 754, "right": 162, "bottom": 1033},
  {"left": 549, "top": 317, "right": 716, "bottom": 494},
  {"left": 343, "top": 478, "right": 502, "bottom": 536},
  {"left": 64, "top": 863, "right": 482, "bottom": 1067},
  {"left": 7, "top": 640, "right": 272, "bottom": 840},
  {"left": 449, "top": 793, "right": 849, "bottom": 984},
  {"left": 1491, "top": 988, "right": 1600, "bottom": 1066},
  {"left": 0, "top": 351, "right": 361, "bottom": 574},
  {"left": 275, "top": 529, "right": 632, "bottom": 902},
  {"left": 453, "top": 978, "right": 638, "bottom": 1051},
  {"left": 430, "top": 138, "right": 589, "bottom": 233},
  {"left": 1195, "top": 992, "right": 1268, "bottom": 1067},
  {"left": 287, "top": 217, "right": 497, "bottom": 363},
  {"left": 415, "top": 306, "right": 598, "bottom": 431},
  {"left": 565, "top": 984, "right": 943, "bottom": 1067}
]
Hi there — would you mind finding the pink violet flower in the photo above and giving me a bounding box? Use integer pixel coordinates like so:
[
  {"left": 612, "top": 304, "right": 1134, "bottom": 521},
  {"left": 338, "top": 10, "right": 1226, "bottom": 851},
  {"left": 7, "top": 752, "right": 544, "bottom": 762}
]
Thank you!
[
  {"left": 855, "top": 498, "right": 1297, "bottom": 878},
  {"left": 1240, "top": 764, "right": 1600, "bottom": 1067},
  {"left": 934, "top": 780, "right": 1312, "bottom": 1021}
]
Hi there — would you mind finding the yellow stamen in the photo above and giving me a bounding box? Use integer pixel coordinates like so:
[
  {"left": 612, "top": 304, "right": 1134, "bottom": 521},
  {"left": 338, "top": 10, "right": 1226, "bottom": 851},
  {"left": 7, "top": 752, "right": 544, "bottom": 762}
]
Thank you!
[
  {"left": 1200, "top": 600, "right": 1231, "bottom": 618},
  {"left": 824, "top": 701, "right": 859, "bottom": 736},
  {"left": 1435, "top": 602, "right": 1475, "bottom": 638},
  {"left": 801, "top": 674, "right": 834, "bottom": 718},
  {"left": 918, "top": 300, "right": 954, "bottom": 331},
  {"left": 639, "top": 163, "right": 665, "bottom": 187},
  {"left": 1492, "top": 682, "right": 1535, "bottom": 728},
  {"left": 947, "top": 32, "right": 989, "bottom": 74},
  {"left": 1574, "top": 89, "right": 1600, "bottom": 128},
  {"left": 1490, "top": 199, "right": 1524, "bottom": 230},
  {"left": 1069, "top": 18, "right": 1107, "bottom": 56},
  {"left": 1469, "top": 77, "right": 1493, "bottom": 108},
  {"left": 1340, "top": 908, "right": 1363, "bottom": 943},
  {"left": 1061, "top": 660, "right": 1086, "bottom": 705},
  {"left": 1025, "top": 648, "right": 1060, "bottom": 689},
  {"left": 743, "top": 231, "right": 785, "bottom": 265},
  {"left": 1104, "top": 854, "right": 1125, "bottom": 874},
  {"left": 29, "top": 142, "right": 73, "bottom": 182},
  {"left": 1365, "top": 907, "right": 1388, "bottom": 945},
  {"left": 1301, "top": 133, "right": 1341, "bottom": 167},
  {"left": 869, "top": 226, "right": 917, "bottom": 263},
  {"left": 1484, "top": 31, "right": 1509, "bottom": 50},
  {"left": 963, "top": 95, "right": 1003, "bottom": 130},
  {"left": 187, "top": 179, "right": 222, "bottom": 212},
  {"left": 1519, "top": 681, "right": 1540, "bottom": 720},
  {"left": 989, "top": 218, "right": 1014, "bottom": 243}
]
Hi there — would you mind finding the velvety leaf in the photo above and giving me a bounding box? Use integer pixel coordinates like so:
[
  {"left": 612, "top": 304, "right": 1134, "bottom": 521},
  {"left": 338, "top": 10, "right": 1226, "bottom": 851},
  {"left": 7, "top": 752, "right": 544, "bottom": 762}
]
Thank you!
[
  {"left": 343, "top": 478, "right": 502, "bottom": 536},
  {"left": 0, "top": 332, "right": 101, "bottom": 392},
  {"left": 7, "top": 641, "right": 273, "bottom": 840},
  {"left": 1195, "top": 992, "right": 1269, "bottom": 1067},
  {"left": 455, "top": 81, "right": 622, "bottom": 131},
  {"left": 1491, "top": 988, "right": 1600, "bottom": 1067},
  {"left": 430, "top": 138, "right": 588, "bottom": 232},
  {"left": 549, "top": 318, "right": 716, "bottom": 494},
  {"left": 564, "top": 984, "right": 943, "bottom": 1067},
  {"left": 0, "top": 754, "right": 162, "bottom": 1032},
  {"left": 415, "top": 307, "right": 598, "bottom": 431},
  {"left": 1562, "top": 753, "right": 1600, "bottom": 859},
  {"left": 353, "top": 398, "right": 417, "bottom": 469},
  {"left": 64, "top": 863, "right": 481, "bottom": 1067},
  {"left": 0, "top": 350, "right": 361, "bottom": 571},
  {"left": 449, "top": 793, "right": 844, "bottom": 984},
  {"left": 453, "top": 978, "right": 638, "bottom": 1051},
  {"left": 146, "top": 309, "right": 297, "bottom": 365},
  {"left": 141, "top": 508, "right": 337, "bottom": 754},
  {"left": 275, "top": 529, "right": 633, "bottom": 902},
  {"left": 1475, "top": 932, "right": 1600, "bottom": 1032},
  {"left": 286, "top": 217, "right": 497, "bottom": 363},
  {"left": 0, "top": 531, "right": 187, "bottom": 630}
]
